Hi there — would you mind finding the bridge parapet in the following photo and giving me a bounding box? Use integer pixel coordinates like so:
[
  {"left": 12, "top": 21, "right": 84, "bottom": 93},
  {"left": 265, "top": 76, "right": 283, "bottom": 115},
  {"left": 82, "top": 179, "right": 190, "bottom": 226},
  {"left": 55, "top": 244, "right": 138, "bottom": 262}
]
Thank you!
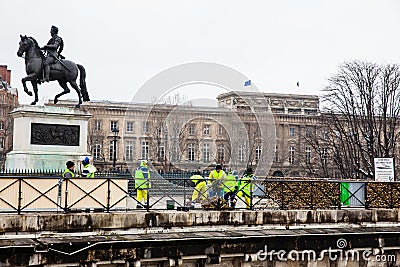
[
  {"left": 1, "top": 209, "right": 399, "bottom": 233},
  {"left": 1, "top": 210, "right": 400, "bottom": 266}
]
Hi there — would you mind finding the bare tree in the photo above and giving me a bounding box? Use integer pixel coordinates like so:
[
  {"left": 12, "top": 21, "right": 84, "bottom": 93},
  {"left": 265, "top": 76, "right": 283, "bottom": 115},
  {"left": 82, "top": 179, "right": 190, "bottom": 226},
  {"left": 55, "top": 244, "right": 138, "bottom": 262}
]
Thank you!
[
  {"left": 0, "top": 84, "right": 18, "bottom": 170},
  {"left": 146, "top": 93, "right": 193, "bottom": 171},
  {"left": 300, "top": 124, "right": 336, "bottom": 178},
  {"left": 0, "top": 116, "right": 13, "bottom": 169},
  {"left": 146, "top": 109, "right": 165, "bottom": 165},
  {"left": 319, "top": 61, "right": 400, "bottom": 179},
  {"left": 87, "top": 119, "right": 107, "bottom": 167}
]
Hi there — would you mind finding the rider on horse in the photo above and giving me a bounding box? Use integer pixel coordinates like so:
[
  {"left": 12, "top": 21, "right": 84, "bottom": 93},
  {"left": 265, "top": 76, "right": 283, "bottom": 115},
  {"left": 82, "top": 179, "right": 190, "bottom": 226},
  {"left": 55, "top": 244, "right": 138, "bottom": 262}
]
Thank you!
[{"left": 41, "top": 25, "right": 64, "bottom": 83}]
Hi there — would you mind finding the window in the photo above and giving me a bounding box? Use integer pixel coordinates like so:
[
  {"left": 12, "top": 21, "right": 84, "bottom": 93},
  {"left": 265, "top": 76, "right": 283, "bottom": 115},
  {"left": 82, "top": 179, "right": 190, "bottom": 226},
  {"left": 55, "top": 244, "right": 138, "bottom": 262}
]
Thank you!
[
  {"left": 238, "top": 145, "right": 245, "bottom": 162},
  {"left": 217, "top": 144, "right": 224, "bottom": 163},
  {"left": 126, "top": 121, "right": 134, "bottom": 132},
  {"left": 204, "top": 125, "right": 210, "bottom": 135},
  {"left": 188, "top": 124, "right": 195, "bottom": 135},
  {"left": 305, "top": 128, "right": 311, "bottom": 138},
  {"left": 93, "top": 143, "right": 101, "bottom": 160},
  {"left": 322, "top": 148, "right": 328, "bottom": 165},
  {"left": 109, "top": 140, "right": 116, "bottom": 161},
  {"left": 141, "top": 141, "right": 149, "bottom": 159},
  {"left": 0, "top": 137, "right": 4, "bottom": 149},
  {"left": 110, "top": 121, "right": 118, "bottom": 131},
  {"left": 218, "top": 125, "right": 224, "bottom": 135},
  {"left": 203, "top": 143, "right": 210, "bottom": 162},
  {"left": 305, "top": 146, "right": 311, "bottom": 164},
  {"left": 289, "top": 127, "right": 296, "bottom": 137},
  {"left": 0, "top": 121, "right": 3, "bottom": 130},
  {"left": 322, "top": 130, "right": 328, "bottom": 140},
  {"left": 255, "top": 145, "right": 262, "bottom": 162},
  {"left": 289, "top": 146, "right": 295, "bottom": 164},
  {"left": 142, "top": 121, "right": 149, "bottom": 133},
  {"left": 274, "top": 145, "right": 279, "bottom": 163},
  {"left": 125, "top": 141, "right": 134, "bottom": 160},
  {"left": 94, "top": 120, "right": 101, "bottom": 131},
  {"left": 158, "top": 145, "right": 165, "bottom": 162},
  {"left": 188, "top": 143, "right": 195, "bottom": 161}
]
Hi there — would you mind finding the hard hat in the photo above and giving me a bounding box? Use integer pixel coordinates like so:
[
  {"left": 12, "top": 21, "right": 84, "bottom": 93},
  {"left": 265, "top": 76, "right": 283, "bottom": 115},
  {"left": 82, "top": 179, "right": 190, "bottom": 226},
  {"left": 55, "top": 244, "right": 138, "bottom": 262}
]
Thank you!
[{"left": 82, "top": 157, "right": 90, "bottom": 165}]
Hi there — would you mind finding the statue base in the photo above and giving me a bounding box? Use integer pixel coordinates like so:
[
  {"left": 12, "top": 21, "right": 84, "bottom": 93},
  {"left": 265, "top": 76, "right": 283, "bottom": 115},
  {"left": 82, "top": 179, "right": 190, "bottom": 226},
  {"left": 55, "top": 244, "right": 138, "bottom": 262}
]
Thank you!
[{"left": 5, "top": 105, "right": 92, "bottom": 171}]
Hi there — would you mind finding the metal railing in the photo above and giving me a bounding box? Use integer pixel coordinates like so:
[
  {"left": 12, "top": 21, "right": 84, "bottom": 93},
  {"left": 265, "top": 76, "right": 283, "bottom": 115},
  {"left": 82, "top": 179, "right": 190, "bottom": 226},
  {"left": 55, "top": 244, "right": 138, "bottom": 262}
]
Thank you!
[{"left": 0, "top": 172, "right": 399, "bottom": 213}]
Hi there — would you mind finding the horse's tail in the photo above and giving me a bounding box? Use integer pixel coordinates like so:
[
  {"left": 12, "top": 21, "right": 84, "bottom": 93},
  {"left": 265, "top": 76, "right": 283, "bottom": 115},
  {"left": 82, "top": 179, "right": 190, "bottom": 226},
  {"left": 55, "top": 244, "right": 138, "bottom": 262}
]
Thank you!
[{"left": 77, "top": 64, "right": 90, "bottom": 102}]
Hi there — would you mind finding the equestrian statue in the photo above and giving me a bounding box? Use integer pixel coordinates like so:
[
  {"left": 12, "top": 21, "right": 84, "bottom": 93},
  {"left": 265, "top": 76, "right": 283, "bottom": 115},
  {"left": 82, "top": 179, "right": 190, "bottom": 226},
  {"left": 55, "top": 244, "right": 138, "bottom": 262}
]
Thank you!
[{"left": 17, "top": 26, "right": 89, "bottom": 108}]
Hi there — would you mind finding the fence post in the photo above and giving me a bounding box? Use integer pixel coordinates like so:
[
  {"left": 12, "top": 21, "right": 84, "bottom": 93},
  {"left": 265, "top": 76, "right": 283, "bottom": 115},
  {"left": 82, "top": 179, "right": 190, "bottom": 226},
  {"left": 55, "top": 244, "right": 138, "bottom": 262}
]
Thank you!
[
  {"left": 364, "top": 182, "right": 369, "bottom": 209},
  {"left": 183, "top": 176, "right": 187, "bottom": 209},
  {"left": 337, "top": 182, "right": 342, "bottom": 210},
  {"left": 107, "top": 177, "right": 111, "bottom": 212},
  {"left": 64, "top": 178, "right": 69, "bottom": 212},
  {"left": 146, "top": 177, "right": 150, "bottom": 212},
  {"left": 17, "top": 177, "right": 22, "bottom": 215},
  {"left": 57, "top": 178, "right": 63, "bottom": 212},
  {"left": 280, "top": 181, "right": 285, "bottom": 210},
  {"left": 310, "top": 182, "right": 314, "bottom": 209},
  {"left": 250, "top": 180, "right": 253, "bottom": 210}
]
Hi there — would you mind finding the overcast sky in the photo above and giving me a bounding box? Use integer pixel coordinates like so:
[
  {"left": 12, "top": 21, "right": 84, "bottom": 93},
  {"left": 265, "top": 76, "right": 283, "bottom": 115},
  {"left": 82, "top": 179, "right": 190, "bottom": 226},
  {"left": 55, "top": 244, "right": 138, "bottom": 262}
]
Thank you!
[{"left": 2, "top": 0, "right": 400, "bottom": 105}]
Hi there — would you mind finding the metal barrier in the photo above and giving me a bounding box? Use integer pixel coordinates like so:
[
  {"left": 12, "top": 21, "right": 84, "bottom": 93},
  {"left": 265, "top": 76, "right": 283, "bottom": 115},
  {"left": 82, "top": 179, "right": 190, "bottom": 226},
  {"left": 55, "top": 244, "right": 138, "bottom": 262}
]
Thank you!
[{"left": 0, "top": 174, "right": 399, "bottom": 213}]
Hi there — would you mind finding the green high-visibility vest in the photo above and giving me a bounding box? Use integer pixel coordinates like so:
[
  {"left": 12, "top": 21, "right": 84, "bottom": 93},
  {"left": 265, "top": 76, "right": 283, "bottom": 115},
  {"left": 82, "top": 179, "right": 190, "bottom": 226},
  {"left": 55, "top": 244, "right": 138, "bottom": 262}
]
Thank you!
[
  {"left": 238, "top": 174, "right": 254, "bottom": 194},
  {"left": 62, "top": 168, "right": 75, "bottom": 178},
  {"left": 135, "top": 167, "right": 150, "bottom": 189},
  {"left": 223, "top": 174, "right": 237, "bottom": 192}
]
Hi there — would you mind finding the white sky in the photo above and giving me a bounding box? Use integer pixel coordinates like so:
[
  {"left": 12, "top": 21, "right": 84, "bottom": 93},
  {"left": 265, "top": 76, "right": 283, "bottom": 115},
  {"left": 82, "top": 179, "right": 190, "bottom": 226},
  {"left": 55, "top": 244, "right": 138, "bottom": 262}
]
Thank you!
[{"left": 2, "top": 0, "right": 400, "bottom": 105}]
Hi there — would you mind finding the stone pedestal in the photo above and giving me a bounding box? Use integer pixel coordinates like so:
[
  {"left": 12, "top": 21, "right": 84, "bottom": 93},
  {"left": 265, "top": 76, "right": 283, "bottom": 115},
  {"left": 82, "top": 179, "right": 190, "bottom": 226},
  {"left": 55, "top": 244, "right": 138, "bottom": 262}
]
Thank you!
[{"left": 5, "top": 105, "right": 92, "bottom": 171}]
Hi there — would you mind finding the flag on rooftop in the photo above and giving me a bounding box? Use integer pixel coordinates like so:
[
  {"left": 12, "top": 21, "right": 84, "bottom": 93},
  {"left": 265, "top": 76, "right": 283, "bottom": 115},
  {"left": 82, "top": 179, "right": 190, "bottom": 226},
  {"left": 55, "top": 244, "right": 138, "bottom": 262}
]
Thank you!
[{"left": 244, "top": 80, "right": 251, "bottom": 86}]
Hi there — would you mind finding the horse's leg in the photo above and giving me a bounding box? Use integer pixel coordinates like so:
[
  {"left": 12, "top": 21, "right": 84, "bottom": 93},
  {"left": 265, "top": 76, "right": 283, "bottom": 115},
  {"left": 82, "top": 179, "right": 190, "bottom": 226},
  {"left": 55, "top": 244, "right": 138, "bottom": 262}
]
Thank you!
[
  {"left": 30, "top": 80, "right": 39, "bottom": 105},
  {"left": 69, "top": 80, "right": 82, "bottom": 108},
  {"left": 21, "top": 73, "right": 38, "bottom": 96},
  {"left": 54, "top": 80, "right": 70, "bottom": 105}
]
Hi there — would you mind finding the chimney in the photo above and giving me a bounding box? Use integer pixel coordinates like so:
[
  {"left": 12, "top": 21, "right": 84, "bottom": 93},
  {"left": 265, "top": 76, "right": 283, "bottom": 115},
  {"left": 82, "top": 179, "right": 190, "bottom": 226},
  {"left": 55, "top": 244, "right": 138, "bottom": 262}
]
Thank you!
[{"left": 0, "top": 65, "right": 11, "bottom": 85}]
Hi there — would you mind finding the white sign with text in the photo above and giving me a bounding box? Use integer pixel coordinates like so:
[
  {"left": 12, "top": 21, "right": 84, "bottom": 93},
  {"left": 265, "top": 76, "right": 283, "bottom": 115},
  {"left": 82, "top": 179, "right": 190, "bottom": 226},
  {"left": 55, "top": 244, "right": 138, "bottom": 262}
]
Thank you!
[{"left": 374, "top": 158, "right": 394, "bottom": 182}]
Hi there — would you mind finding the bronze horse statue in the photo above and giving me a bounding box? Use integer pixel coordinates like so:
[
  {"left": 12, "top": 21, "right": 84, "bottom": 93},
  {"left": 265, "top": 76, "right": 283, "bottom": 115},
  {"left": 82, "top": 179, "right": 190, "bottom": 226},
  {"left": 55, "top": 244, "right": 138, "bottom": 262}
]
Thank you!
[{"left": 17, "top": 35, "right": 89, "bottom": 107}]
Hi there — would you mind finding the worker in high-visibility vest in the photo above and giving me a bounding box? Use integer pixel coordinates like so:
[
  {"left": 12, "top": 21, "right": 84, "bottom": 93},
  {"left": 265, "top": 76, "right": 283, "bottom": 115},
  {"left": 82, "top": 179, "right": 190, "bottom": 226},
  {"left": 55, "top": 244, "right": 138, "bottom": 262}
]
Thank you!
[
  {"left": 190, "top": 171, "right": 207, "bottom": 204},
  {"left": 208, "top": 164, "right": 227, "bottom": 198},
  {"left": 223, "top": 170, "right": 238, "bottom": 207},
  {"left": 62, "top": 161, "right": 76, "bottom": 178},
  {"left": 134, "top": 159, "right": 151, "bottom": 208},
  {"left": 237, "top": 167, "right": 255, "bottom": 209},
  {"left": 81, "top": 157, "right": 96, "bottom": 178}
]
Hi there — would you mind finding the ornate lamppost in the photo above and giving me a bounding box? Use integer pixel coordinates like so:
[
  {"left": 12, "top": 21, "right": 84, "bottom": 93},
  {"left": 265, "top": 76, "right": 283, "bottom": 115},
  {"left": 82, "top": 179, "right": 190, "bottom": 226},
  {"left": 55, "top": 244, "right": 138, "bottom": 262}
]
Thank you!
[
  {"left": 163, "top": 128, "right": 168, "bottom": 173},
  {"left": 112, "top": 128, "right": 119, "bottom": 171}
]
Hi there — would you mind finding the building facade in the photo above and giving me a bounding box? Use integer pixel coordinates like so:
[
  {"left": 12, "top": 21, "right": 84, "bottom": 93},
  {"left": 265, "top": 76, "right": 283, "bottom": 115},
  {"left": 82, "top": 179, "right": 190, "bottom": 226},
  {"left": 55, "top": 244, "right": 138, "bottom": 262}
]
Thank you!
[
  {"left": 52, "top": 91, "right": 321, "bottom": 177},
  {"left": 0, "top": 65, "right": 19, "bottom": 170},
  {"left": 217, "top": 91, "right": 321, "bottom": 177}
]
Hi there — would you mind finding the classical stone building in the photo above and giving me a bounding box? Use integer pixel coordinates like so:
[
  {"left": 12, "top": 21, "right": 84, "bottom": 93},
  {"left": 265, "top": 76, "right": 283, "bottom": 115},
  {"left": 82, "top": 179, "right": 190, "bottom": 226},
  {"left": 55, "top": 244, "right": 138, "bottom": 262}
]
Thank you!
[
  {"left": 217, "top": 91, "right": 320, "bottom": 177},
  {"left": 0, "top": 65, "right": 19, "bottom": 170},
  {"left": 52, "top": 91, "right": 321, "bottom": 177}
]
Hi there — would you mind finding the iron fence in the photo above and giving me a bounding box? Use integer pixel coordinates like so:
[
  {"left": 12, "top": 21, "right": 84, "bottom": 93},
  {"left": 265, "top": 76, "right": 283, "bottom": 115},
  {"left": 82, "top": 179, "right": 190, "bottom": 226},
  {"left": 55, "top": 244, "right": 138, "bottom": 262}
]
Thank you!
[{"left": 0, "top": 171, "right": 399, "bottom": 213}]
